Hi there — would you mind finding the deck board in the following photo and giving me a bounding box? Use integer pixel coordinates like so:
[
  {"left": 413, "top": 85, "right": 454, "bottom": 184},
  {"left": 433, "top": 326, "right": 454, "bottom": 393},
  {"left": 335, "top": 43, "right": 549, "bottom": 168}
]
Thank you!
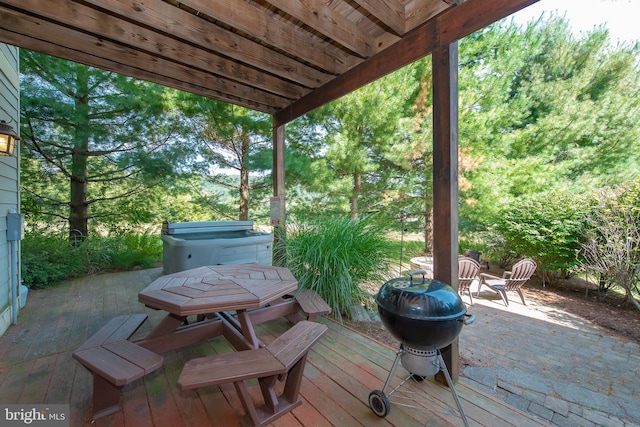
[
  {"left": 46, "top": 352, "right": 75, "bottom": 403},
  {"left": 0, "top": 359, "right": 33, "bottom": 403},
  {"left": 0, "top": 268, "right": 546, "bottom": 427}
]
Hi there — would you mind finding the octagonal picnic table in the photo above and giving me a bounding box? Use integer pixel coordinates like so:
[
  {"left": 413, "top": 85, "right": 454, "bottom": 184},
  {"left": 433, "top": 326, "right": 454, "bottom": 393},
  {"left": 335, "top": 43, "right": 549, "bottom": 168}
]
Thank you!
[{"left": 136, "top": 264, "right": 299, "bottom": 353}]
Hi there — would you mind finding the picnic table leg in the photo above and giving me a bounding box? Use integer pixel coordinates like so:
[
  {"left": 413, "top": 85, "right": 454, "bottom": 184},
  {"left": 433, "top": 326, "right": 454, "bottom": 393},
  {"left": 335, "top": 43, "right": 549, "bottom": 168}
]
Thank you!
[
  {"left": 237, "top": 310, "right": 260, "bottom": 349},
  {"left": 259, "top": 376, "right": 280, "bottom": 412},
  {"left": 234, "top": 381, "right": 261, "bottom": 426},
  {"left": 144, "top": 313, "right": 185, "bottom": 339},
  {"left": 91, "top": 374, "right": 121, "bottom": 420},
  {"left": 282, "top": 353, "right": 308, "bottom": 403}
]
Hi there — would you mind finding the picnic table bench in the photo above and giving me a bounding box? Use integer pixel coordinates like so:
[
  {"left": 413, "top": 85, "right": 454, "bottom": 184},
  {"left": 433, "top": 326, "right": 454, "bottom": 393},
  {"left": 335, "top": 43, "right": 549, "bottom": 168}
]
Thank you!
[
  {"left": 291, "top": 289, "right": 332, "bottom": 321},
  {"left": 178, "top": 320, "right": 328, "bottom": 427},
  {"left": 72, "top": 314, "right": 163, "bottom": 420}
]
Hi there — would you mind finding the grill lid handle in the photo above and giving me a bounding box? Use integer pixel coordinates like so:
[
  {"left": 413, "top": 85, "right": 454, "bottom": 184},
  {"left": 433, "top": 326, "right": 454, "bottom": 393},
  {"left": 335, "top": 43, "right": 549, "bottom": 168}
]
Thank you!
[
  {"left": 460, "top": 313, "right": 475, "bottom": 325},
  {"left": 408, "top": 270, "right": 427, "bottom": 283}
]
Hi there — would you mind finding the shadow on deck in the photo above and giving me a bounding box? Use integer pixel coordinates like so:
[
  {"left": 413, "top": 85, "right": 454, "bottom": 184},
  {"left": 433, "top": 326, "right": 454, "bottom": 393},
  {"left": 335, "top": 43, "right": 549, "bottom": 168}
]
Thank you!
[{"left": 0, "top": 268, "right": 545, "bottom": 427}]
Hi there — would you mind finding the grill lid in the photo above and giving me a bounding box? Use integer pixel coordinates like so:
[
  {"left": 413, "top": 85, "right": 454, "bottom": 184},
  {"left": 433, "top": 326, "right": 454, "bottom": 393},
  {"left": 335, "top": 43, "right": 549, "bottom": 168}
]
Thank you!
[{"left": 375, "top": 270, "right": 466, "bottom": 321}]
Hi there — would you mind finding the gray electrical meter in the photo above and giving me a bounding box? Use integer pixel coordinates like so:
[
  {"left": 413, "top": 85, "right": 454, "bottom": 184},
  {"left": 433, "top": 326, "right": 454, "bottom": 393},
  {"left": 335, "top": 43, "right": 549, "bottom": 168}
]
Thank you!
[{"left": 6, "top": 212, "right": 24, "bottom": 241}]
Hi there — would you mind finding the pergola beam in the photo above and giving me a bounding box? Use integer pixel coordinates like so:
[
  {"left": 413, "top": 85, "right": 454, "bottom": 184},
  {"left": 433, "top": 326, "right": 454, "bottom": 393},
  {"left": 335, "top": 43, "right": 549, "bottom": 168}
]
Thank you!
[{"left": 273, "top": 0, "right": 538, "bottom": 127}]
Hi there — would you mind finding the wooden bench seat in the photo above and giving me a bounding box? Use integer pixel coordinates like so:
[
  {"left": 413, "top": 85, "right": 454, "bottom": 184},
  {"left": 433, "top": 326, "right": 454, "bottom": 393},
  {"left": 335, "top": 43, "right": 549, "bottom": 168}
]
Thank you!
[
  {"left": 72, "top": 314, "right": 163, "bottom": 420},
  {"left": 178, "top": 320, "right": 328, "bottom": 427},
  {"left": 292, "top": 289, "right": 331, "bottom": 322}
]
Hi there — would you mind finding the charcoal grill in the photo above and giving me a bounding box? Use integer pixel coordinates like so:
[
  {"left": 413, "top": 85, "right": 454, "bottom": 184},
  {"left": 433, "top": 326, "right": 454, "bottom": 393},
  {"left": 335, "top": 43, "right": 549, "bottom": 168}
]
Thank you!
[{"left": 368, "top": 270, "right": 474, "bottom": 426}]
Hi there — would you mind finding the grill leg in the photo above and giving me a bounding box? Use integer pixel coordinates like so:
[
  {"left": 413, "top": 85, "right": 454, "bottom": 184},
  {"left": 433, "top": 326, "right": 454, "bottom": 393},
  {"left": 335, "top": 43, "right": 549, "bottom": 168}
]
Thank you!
[
  {"left": 437, "top": 350, "right": 470, "bottom": 427},
  {"left": 381, "top": 347, "right": 403, "bottom": 395}
]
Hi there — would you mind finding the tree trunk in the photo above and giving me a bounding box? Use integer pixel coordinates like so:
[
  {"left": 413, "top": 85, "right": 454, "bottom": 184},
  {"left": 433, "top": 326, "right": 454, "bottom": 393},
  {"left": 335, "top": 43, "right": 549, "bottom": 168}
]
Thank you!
[
  {"left": 350, "top": 172, "right": 361, "bottom": 219},
  {"left": 69, "top": 159, "right": 88, "bottom": 243},
  {"left": 69, "top": 70, "right": 90, "bottom": 244},
  {"left": 239, "top": 128, "right": 250, "bottom": 221},
  {"left": 423, "top": 200, "right": 433, "bottom": 255}
]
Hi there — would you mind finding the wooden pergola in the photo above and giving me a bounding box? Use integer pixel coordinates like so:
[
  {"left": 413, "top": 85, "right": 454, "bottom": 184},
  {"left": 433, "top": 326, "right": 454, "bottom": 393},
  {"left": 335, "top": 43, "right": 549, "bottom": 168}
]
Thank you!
[{"left": 0, "top": 0, "right": 538, "bottom": 380}]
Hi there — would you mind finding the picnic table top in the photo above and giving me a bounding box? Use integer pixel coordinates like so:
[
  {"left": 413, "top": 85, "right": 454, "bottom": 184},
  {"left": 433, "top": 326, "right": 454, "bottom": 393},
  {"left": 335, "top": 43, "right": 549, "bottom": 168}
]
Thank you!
[{"left": 138, "top": 265, "right": 298, "bottom": 316}]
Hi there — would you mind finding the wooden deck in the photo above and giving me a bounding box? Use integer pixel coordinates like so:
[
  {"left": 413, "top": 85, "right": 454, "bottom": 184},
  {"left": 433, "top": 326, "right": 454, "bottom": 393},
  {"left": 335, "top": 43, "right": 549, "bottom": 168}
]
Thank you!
[{"left": 0, "top": 268, "right": 545, "bottom": 427}]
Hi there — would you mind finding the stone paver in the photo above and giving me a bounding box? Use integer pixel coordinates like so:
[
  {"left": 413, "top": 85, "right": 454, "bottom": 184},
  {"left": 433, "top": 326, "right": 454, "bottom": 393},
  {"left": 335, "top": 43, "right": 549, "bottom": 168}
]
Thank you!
[{"left": 459, "top": 282, "right": 640, "bottom": 427}]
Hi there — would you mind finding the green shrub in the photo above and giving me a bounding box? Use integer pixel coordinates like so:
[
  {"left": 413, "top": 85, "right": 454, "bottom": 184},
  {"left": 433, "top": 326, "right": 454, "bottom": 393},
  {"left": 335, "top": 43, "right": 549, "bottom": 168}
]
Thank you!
[
  {"left": 21, "top": 230, "right": 162, "bottom": 288},
  {"left": 281, "top": 216, "right": 393, "bottom": 320},
  {"left": 101, "top": 230, "right": 163, "bottom": 271},
  {"left": 21, "top": 232, "right": 97, "bottom": 288},
  {"left": 493, "top": 190, "right": 593, "bottom": 279},
  {"left": 463, "top": 229, "right": 517, "bottom": 269}
]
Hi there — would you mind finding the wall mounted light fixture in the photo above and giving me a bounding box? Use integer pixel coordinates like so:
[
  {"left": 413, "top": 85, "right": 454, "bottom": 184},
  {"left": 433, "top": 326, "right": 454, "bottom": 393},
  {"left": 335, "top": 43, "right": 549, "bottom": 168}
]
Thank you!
[{"left": 0, "top": 120, "right": 20, "bottom": 156}]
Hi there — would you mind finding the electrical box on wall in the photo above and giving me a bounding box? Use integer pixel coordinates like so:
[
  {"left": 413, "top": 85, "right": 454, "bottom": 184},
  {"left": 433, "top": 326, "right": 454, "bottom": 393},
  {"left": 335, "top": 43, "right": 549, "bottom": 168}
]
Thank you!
[
  {"left": 7, "top": 212, "right": 24, "bottom": 241},
  {"left": 270, "top": 196, "right": 281, "bottom": 227}
]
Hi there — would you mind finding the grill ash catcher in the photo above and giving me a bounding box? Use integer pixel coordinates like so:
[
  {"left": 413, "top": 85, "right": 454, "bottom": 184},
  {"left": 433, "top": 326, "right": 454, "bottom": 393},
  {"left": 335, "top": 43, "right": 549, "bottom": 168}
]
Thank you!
[{"left": 368, "top": 270, "right": 474, "bottom": 426}]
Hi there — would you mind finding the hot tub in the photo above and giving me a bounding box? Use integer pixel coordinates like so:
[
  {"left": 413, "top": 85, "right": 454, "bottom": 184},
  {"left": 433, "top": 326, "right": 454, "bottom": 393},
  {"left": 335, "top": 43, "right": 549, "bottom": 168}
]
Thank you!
[{"left": 161, "top": 220, "right": 273, "bottom": 274}]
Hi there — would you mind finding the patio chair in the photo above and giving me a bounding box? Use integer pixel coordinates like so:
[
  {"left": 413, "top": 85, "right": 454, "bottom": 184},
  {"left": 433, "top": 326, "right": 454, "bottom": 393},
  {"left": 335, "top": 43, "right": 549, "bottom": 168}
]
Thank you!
[
  {"left": 458, "top": 256, "right": 481, "bottom": 304},
  {"left": 476, "top": 258, "right": 537, "bottom": 306}
]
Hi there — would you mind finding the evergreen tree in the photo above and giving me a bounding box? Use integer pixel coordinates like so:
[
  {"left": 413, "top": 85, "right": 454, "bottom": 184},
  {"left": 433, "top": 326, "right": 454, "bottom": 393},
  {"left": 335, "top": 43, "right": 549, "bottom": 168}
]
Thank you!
[
  {"left": 175, "top": 94, "right": 272, "bottom": 221},
  {"left": 20, "top": 51, "right": 179, "bottom": 241}
]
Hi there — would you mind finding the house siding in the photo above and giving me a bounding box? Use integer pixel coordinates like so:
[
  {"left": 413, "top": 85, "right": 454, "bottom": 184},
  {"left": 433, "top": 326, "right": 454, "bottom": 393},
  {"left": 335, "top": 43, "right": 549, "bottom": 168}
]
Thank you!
[{"left": 0, "top": 43, "right": 20, "bottom": 337}]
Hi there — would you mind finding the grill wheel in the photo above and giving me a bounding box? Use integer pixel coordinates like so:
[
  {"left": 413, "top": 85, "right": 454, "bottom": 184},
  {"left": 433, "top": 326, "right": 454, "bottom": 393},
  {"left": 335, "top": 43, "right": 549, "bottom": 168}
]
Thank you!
[{"left": 368, "top": 390, "right": 390, "bottom": 418}]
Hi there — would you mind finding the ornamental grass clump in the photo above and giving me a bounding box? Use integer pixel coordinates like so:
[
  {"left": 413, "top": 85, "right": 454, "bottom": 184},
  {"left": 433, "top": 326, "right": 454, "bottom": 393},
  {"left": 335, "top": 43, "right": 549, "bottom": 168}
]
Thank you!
[{"left": 282, "top": 216, "right": 392, "bottom": 321}]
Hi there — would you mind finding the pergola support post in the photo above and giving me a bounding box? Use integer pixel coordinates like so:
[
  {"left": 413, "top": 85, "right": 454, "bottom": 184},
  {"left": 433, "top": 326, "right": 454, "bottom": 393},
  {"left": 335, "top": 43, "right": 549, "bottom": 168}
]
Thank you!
[
  {"left": 432, "top": 40, "right": 460, "bottom": 384},
  {"left": 272, "top": 123, "right": 287, "bottom": 266}
]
